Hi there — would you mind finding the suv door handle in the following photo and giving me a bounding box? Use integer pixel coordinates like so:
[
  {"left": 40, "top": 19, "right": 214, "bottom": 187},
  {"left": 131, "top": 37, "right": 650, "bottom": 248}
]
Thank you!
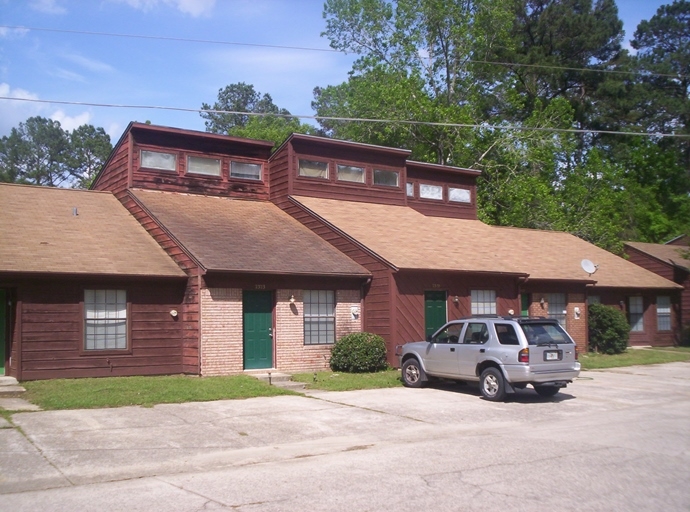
[
  {"left": 450, "top": 347, "right": 455, "bottom": 352},
  {"left": 480, "top": 348, "right": 485, "bottom": 353}
]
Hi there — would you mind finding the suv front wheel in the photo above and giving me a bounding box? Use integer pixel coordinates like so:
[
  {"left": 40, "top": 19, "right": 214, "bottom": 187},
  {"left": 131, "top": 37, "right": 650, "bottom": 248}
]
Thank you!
[
  {"left": 480, "top": 367, "right": 506, "bottom": 401},
  {"left": 402, "top": 358, "right": 426, "bottom": 388}
]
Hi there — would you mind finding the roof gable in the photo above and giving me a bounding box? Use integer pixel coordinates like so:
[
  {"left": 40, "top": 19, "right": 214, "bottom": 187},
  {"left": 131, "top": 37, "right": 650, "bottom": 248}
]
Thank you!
[
  {"left": 0, "top": 184, "right": 185, "bottom": 277},
  {"left": 293, "top": 196, "right": 680, "bottom": 289},
  {"left": 131, "top": 189, "right": 370, "bottom": 277}
]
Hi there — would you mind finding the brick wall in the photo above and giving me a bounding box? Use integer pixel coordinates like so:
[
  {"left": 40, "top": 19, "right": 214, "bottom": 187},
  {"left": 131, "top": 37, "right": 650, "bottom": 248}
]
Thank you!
[
  {"left": 275, "top": 289, "right": 362, "bottom": 372},
  {"left": 200, "top": 288, "right": 243, "bottom": 376},
  {"left": 201, "top": 287, "right": 363, "bottom": 375}
]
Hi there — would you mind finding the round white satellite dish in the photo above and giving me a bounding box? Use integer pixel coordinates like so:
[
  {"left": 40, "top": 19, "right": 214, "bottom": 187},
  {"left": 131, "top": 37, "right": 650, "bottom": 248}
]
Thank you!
[{"left": 581, "top": 259, "right": 598, "bottom": 275}]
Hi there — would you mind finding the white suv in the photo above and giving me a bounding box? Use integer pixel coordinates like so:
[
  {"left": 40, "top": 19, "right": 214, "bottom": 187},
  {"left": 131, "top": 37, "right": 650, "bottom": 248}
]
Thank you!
[{"left": 398, "top": 316, "right": 581, "bottom": 401}]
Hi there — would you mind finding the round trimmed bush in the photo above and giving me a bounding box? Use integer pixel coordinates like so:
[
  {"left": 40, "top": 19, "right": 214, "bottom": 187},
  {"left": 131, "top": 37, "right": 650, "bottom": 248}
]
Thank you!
[
  {"left": 588, "top": 303, "right": 630, "bottom": 355},
  {"left": 329, "top": 332, "right": 388, "bottom": 373}
]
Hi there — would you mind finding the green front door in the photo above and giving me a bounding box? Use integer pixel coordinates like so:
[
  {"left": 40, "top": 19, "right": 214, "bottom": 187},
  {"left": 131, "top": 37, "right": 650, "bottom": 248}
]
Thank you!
[
  {"left": 243, "top": 291, "right": 273, "bottom": 370},
  {"left": 521, "top": 293, "right": 530, "bottom": 317},
  {"left": 0, "top": 289, "right": 6, "bottom": 375},
  {"left": 425, "top": 291, "right": 447, "bottom": 338}
]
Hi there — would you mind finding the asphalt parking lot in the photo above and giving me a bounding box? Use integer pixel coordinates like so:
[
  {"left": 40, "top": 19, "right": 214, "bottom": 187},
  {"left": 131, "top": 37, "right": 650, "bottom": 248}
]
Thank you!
[{"left": 1, "top": 362, "right": 689, "bottom": 511}]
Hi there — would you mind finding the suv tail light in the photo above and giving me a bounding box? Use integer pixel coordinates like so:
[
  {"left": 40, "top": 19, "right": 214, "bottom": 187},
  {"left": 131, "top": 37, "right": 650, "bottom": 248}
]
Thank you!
[{"left": 518, "top": 348, "right": 529, "bottom": 363}]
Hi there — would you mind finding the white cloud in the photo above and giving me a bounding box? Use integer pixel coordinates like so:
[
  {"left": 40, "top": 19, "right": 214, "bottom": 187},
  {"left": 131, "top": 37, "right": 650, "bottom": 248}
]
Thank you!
[
  {"left": 50, "top": 109, "right": 92, "bottom": 131},
  {"left": 0, "top": 26, "right": 30, "bottom": 39},
  {"left": 29, "top": 0, "right": 67, "bottom": 14},
  {"left": 0, "top": 83, "right": 44, "bottom": 136},
  {"left": 113, "top": 0, "right": 215, "bottom": 17},
  {"left": 62, "top": 54, "right": 115, "bottom": 74}
]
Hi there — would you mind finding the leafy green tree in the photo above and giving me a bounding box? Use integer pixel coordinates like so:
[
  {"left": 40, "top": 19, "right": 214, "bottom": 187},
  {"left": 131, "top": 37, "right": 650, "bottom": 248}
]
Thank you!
[
  {"left": 0, "top": 116, "right": 112, "bottom": 188},
  {"left": 67, "top": 124, "right": 113, "bottom": 189},
  {"left": 0, "top": 117, "right": 71, "bottom": 186},
  {"left": 200, "top": 82, "right": 317, "bottom": 146}
]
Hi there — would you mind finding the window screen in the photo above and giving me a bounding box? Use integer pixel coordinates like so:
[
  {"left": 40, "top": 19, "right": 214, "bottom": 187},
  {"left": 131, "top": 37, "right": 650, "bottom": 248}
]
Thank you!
[
  {"left": 471, "top": 290, "right": 496, "bottom": 315},
  {"left": 629, "top": 296, "right": 644, "bottom": 332},
  {"left": 188, "top": 156, "right": 221, "bottom": 176},
  {"left": 657, "top": 296, "right": 670, "bottom": 331},
  {"left": 299, "top": 159, "right": 329, "bottom": 179},
  {"left": 420, "top": 184, "right": 443, "bottom": 200},
  {"left": 304, "top": 290, "right": 335, "bottom": 345},
  {"left": 373, "top": 169, "right": 399, "bottom": 187},
  {"left": 84, "top": 290, "right": 127, "bottom": 350},
  {"left": 546, "top": 293, "right": 567, "bottom": 328},
  {"left": 337, "top": 164, "right": 365, "bottom": 183},
  {"left": 231, "top": 161, "right": 262, "bottom": 180},
  {"left": 141, "top": 150, "right": 176, "bottom": 171}
]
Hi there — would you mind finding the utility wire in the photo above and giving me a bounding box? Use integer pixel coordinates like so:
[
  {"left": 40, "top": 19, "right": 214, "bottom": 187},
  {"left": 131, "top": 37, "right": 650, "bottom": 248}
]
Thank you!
[
  {"left": 1, "top": 24, "right": 685, "bottom": 80},
  {"left": 2, "top": 95, "right": 687, "bottom": 138}
]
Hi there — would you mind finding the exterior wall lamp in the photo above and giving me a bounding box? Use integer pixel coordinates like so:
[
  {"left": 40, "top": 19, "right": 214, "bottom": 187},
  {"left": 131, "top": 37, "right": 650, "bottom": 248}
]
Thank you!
[{"left": 289, "top": 294, "right": 295, "bottom": 304}]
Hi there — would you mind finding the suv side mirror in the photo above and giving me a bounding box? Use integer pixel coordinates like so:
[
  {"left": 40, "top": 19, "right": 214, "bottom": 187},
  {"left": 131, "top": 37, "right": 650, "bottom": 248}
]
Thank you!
[{"left": 426, "top": 334, "right": 433, "bottom": 342}]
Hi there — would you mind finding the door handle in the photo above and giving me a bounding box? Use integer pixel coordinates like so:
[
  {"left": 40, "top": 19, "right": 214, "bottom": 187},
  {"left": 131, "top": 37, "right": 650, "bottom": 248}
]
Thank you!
[
  {"left": 480, "top": 348, "right": 485, "bottom": 353},
  {"left": 450, "top": 347, "right": 455, "bottom": 352}
]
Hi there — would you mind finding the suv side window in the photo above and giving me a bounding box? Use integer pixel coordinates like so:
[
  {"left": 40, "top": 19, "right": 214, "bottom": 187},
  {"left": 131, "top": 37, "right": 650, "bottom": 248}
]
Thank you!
[
  {"left": 463, "top": 323, "right": 489, "bottom": 344},
  {"left": 495, "top": 323, "right": 520, "bottom": 345},
  {"left": 433, "top": 323, "right": 464, "bottom": 344}
]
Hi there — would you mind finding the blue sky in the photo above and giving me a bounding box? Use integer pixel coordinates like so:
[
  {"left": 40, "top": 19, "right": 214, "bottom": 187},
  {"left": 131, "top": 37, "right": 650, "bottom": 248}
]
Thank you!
[{"left": 0, "top": 0, "right": 673, "bottom": 141}]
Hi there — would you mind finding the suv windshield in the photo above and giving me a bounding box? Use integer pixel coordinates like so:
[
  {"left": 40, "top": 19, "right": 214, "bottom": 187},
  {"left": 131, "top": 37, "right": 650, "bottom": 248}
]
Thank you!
[{"left": 519, "top": 322, "right": 573, "bottom": 345}]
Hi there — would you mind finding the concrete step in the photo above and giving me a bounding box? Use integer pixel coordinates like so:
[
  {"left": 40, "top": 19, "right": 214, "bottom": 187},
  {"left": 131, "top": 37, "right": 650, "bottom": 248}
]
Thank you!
[
  {"left": 0, "top": 376, "right": 19, "bottom": 386},
  {"left": 0, "top": 376, "right": 25, "bottom": 395},
  {"left": 246, "top": 372, "right": 307, "bottom": 391}
]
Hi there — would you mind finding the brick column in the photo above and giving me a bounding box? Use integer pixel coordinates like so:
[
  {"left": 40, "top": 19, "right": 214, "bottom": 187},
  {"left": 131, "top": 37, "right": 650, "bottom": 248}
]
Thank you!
[{"left": 200, "top": 288, "right": 243, "bottom": 376}]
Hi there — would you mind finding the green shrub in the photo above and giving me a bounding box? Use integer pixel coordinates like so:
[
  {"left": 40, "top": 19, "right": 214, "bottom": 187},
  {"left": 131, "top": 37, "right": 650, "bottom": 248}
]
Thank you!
[
  {"left": 329, "top": 332, "right": 388, "bottom": 373},
  {"left": 588, "top": 303, "right": 630, "bottom": 355}
]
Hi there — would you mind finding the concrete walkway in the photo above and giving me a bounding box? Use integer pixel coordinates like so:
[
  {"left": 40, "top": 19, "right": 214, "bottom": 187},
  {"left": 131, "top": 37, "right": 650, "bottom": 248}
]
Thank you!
[{"left": 0, "top": 362, "right": 688, "bottom": 511}]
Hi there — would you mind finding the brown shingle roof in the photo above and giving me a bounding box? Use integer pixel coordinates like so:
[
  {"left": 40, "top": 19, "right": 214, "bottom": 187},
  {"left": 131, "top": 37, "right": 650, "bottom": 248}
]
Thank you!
[
  {"left": 625, "top": 241, "right": 690, "bottom": 271},
  {"left": 131, "top": 189, "right": 370, "bottom": 277},
  {"left": 293, "top": 196, "right": 680, "bottom": 289},
  {"left": 0, "top": 184, "right": 185, "bottom": 277}
]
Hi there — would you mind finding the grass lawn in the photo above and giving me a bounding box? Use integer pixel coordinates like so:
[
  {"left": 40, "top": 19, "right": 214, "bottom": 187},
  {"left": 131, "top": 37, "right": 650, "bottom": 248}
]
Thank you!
[
  {"left": 579, "top": 347, "right": 690, "bottom": 370},
  {"left": 21, "top": 374, "right": 297, "bottom": 411},
  {"left": 292, "top": 369, "right": 402, "bottom": 391}
]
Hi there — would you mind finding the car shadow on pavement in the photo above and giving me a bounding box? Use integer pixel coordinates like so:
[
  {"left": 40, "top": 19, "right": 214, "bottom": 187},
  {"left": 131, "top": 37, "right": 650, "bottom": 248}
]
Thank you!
[{"left": 425, "top": 379, "right": 577, "bottom": 404}]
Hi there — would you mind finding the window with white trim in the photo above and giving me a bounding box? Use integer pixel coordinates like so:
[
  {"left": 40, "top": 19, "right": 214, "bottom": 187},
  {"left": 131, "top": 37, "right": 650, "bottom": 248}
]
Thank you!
[
  {"left": 299, "top": 159, "right": 329, "bottom": 179},
  {"left": 406, "top": 182, "right": 414, "bottom": 197},
  {"left": 141, "top": 150, "right": 176, "bottom": 171},
  {"left": 448, "top": 187, "right": 471, "bottom": 203},
  {"left": 546, "top": 293, "right": 567, "bottom": 328},
  {"left": 419, "top": 184, "right": 443, "bottom": 200},
  {"left": 337, "top": 164, "right": 365, "bottom": 183},
  {"left": 84, "top": 290, "right": 127, "bottom": 350},
  {"left": 188, "top": 156, "right": 221, "bottom": 176},
  {"left": 304, "top": 290, "right": 335, "bottom": 345},
  {"left": 231, "top": 161, "right": 262, "bottom": 180},
  {"left": 373, "top": 169, "right": 399, "bottom": 187},
  {"left": 471, "top": 290, "right": 496, "bottom": 315},
  {"left": 629, "top": 296, "right": 644, "bottom": 332},
  {"left": 656, "top": 296, "right": 671, "bottom": 331}
]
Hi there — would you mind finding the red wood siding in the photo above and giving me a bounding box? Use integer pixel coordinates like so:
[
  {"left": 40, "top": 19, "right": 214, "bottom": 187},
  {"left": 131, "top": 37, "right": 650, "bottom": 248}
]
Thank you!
[
  {"left": 406, "top": 167, "right": 477, "bottom": 219},
  {"left": 92, "top": 140, "right": 130, "bottom": 195},
  {"left": 624, "top": 247, "right": 688, "bottom": 344},
  {"left": 268, "top": 144, "right": 291, "bottom": 206},
  {"left": 130, "top": 143, "right": 269, "bottom": 200},
  {"left": 121, "top": 191, "right": 201, "bottom": 373},
  {"left": 395, "top": 271, "right": 520, "bottom": 346},
  {"left": 11, "top": 279, "right": 185, "bottom": 380},
  {"left": 280, "top": 200, "right": 394, "bottom": 354}
]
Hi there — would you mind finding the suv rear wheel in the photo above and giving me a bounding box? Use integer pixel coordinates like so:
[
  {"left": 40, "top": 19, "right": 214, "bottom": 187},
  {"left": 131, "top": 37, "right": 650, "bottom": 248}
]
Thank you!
[
  {"left": 402, "top": 358, "right": 426, "bottom": 388},
  {"left": 480, "top": 367, "right": 506, "bottom": 401}
]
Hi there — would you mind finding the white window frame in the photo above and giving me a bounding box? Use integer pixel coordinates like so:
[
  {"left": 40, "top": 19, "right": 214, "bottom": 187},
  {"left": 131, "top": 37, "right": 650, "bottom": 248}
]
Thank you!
[
  {"left": 656, "top": 296, "right": 671, "bottom": 332},
  {"left": 299, "top": 159, "right": 329, "bottom": 179},
  {"left": 406, "top": 182, "right": 414, "bottom": 197},
  {"left": 448, "top": 187, "right": 471, "bottom": 203},
  {"left": 419, "top": 184, "right": 443, "bottom": 200},
  {"left": 187, "top": 155, "right": 221, "bottom": 176},
  {"left": 231, "top": 161, "right": 262, "bottom": 180},
  {"left": 140, "top": 150, "right": 176, "bottom": 171},
  {"left": 84, "top": 290, "right": 128, "bottom": 351},
  {"left": 471, "top": 290, "right": 496, "bottom": 315},
  {"left": 629, "top": 296, "right": 644, "bottom": 332},
  {"left": 337, "top": 164, "right": 365, "bottom": 183},
  {"left": 304, "top": 290, "right": 336, "bottom": 345}
]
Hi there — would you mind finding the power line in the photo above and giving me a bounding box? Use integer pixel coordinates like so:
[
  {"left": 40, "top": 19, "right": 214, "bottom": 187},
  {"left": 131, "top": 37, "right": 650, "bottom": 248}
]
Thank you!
[
  {"left": 1, "top": 24, "right": 685, "bottom": 80},
  {"left": 2, "top": 95, "right": 687, "bottom": 138}
]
